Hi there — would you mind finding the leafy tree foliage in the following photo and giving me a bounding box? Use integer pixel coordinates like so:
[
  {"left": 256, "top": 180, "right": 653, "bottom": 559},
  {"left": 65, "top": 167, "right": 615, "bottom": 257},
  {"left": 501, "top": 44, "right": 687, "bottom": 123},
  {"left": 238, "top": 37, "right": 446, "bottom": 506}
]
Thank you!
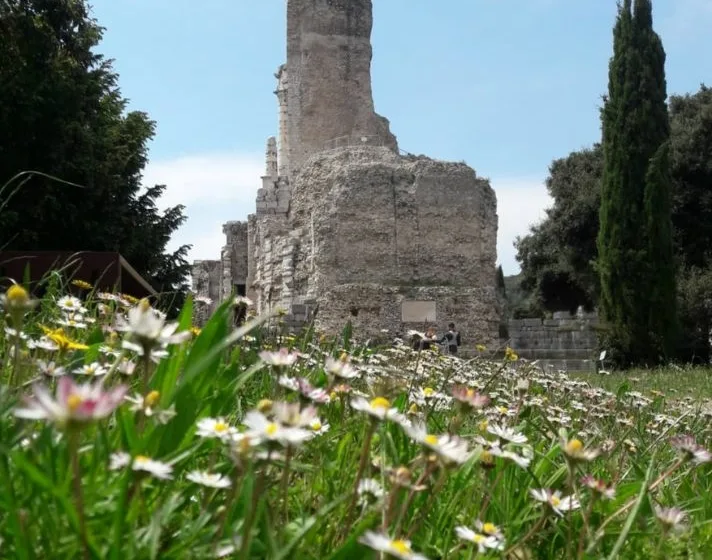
[
  {"left": 515, "top": 145, "right": 602, "bottom": 314},
  {"left": 0, "top": 0, "right": 190, "bottom": 315}
]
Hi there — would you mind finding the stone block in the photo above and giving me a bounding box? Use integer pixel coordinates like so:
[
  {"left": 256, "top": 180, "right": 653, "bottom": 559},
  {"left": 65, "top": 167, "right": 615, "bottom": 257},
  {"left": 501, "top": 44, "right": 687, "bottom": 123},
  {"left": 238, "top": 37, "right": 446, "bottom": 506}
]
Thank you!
[
  {"left": 401, "top": 300, "right": 436, "bottom": 323},
  {"left": 523, "top": 318, "right": 542, "bottom": 327}
]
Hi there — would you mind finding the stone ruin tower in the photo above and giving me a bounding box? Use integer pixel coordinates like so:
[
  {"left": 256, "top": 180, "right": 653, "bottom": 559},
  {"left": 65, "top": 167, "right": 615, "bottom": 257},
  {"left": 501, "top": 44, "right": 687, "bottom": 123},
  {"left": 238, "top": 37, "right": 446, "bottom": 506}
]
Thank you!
[{"left": 192, "top": 0, "right": 500, "bottom": 348}]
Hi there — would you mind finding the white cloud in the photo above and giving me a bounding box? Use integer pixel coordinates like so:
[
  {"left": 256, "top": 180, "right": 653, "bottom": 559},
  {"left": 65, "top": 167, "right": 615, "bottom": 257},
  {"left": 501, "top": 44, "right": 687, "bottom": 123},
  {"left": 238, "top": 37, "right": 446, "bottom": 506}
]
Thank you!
[
  {"left": 142, "top": 151, "right": 264, "bottom": 262},
  {"left": 490, "top": 176, "right": 553, "bottom": 276}
]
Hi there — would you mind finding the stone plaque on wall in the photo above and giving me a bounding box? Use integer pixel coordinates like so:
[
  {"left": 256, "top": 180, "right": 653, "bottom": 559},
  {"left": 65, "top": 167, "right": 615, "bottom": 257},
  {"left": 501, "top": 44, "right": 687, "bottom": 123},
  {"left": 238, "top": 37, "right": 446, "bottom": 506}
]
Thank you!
[{"left": 401, "top": 300, "right": 436, "bottom": 323}]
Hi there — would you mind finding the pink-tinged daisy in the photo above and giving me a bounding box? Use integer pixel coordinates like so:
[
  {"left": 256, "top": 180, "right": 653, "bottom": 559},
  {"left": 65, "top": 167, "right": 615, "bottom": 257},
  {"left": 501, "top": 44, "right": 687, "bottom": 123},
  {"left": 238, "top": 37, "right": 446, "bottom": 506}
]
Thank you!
[
  {"left": 670, "top": 435, "right": 712, "bottom": 464},
  {"left": 259, "top": 348, "right": 299, "bottom": 367},
  {"left": 13, "top": 377, "right": 127, "bottom": 427}
]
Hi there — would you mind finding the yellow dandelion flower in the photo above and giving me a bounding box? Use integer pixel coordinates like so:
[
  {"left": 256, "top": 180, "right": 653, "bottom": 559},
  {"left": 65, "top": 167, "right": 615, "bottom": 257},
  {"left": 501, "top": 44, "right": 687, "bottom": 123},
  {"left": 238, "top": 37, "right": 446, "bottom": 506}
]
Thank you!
[{"left": 71, "top": 279, "right": 93, "bottom": 290}]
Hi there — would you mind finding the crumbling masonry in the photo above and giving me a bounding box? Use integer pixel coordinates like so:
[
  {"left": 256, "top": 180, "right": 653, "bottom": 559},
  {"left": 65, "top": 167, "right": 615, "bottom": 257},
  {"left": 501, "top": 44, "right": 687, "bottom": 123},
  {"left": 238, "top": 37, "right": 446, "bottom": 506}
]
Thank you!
[{"left": 191, "top": 0, "right": 500, "bottom": 347}]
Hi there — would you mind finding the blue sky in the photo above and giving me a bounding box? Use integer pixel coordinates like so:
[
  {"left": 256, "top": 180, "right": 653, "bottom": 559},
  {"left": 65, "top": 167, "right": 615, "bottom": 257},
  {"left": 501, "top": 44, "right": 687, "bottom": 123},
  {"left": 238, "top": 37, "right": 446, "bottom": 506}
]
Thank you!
[{"left": 91, "top": 0, "right": 712, "bottom": 275}]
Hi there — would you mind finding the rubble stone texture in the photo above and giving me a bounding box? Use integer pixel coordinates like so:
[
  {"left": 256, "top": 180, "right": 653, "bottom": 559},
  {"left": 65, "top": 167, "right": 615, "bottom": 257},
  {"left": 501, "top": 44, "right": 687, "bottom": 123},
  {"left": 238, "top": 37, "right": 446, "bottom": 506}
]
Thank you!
[{"left": 191, "top": 0, "right": 501, "bottom": 349}]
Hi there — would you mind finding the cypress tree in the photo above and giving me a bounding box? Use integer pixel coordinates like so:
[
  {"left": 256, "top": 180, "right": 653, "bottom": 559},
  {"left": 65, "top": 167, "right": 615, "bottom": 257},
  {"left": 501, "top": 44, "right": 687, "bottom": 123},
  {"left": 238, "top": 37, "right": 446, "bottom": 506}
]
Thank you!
[{"left": 597, "top": 0, "right": 676, "bottom": 366}]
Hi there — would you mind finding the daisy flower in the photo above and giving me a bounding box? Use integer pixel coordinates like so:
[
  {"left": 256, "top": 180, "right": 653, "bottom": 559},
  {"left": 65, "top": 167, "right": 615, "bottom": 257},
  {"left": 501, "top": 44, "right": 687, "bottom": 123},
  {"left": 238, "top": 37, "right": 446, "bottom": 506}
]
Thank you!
[
  {"left": 451, "top": 386, "right": 490, "bottom": 409},
  {"left": 110, "top": 452, "right": 173, "bottom": 479},
  {"left": 14, "top": 377, "right": 127, "bottom": 427},
  {"left": 350, "top": 396, "right": 404, "bottom": 423},
  {"left": 186, "top": 471, "right": 231, "bottom": 489},
  {"left": 196, "top": 417, "right": 238, "bottom": 440},
  {"left": 487, "top": 424, "right": 528, "bottom": 445},
  {"left": 358, "top": 531, "right": 430, "bottom": 560},
  {"left": 36, "top": 360, "right": 66, "bottom": 377},
  {"left": 403, "top": 423, "right": 473, "bottom": 465},
  {"left": 670, "top": 435, "right": 712, "bottom": 464},
  {"left": 242, "top": 410, "right": 313, "bottom": 447},
  {"left": 475, "top": 520, "right": 504, "bottom": 540},
  {"left": 272, "top": 402, "right": 318, "bottom": 427},
  {"left": 325, "top": 356, "right": 360, "bottom": 379},
  {"left": 488, "top": 445, "right": 532, "bottom": 469},
  {"left": 562, "top": 438, "right": 600, "bottom": 463},
  {"left": 530, "top": 488, "right": 580, "bottom": 516},
  {"left": 259, "top": 348, "right": 299, "bottom": 367},
  {"left": 117, "top": 299, "right": 190, "bottom": 352},
  {"left": 72, "top": 361, "right": 108, "bottom": 376},
  {"left": 56, "top": 295, "right": 85, "bottom": 314},
  {"left": 580, "top": 476, "right": 616, "bottom": 500},
  {"left": 654, "top": 505, "right": 688, "bottom": 534},
  {"left": 454, "top": 526, "right": 504, "bottom": 553},
  {"left": 358, "top": 478, "right": 385, "bottom": 504}
]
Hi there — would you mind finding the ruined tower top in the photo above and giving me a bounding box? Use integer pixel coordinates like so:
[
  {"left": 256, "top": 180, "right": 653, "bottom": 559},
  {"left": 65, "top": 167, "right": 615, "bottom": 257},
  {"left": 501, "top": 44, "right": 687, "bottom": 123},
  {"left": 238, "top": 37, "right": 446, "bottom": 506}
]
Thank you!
[{"left": 285, "top": 0, "right": 398, "bottom": 175}]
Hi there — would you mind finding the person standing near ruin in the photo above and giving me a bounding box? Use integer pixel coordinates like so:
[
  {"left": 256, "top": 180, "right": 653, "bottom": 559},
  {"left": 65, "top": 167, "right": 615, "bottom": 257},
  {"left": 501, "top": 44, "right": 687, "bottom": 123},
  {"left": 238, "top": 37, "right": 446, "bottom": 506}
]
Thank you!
[{"left": 439, "top": 323, "right": 461, "bottom": 355}]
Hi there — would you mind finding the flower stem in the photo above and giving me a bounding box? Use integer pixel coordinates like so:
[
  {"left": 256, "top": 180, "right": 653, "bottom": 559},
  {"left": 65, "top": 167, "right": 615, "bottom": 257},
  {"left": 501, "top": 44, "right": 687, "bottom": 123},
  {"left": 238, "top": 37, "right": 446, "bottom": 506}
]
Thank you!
[
  {"left": 281, "top": 446, "right": 293, "bottom": 524},
  {"left": 240, "top": 467, "right": 267, "bottom": 560},
  {"left": 344, "top": 421, "right": 376, "bottom": 532},
  {"left": 69, "top": 431, "right": 89, "bottom": 560}
]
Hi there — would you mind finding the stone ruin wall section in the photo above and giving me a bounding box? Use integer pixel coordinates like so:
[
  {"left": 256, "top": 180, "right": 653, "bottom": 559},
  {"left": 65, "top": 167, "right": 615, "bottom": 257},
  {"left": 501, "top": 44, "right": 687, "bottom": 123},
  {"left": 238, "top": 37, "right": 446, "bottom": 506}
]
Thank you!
[
  {"left": 507, "top": 311, "right": 600, "bottom": 372},
  {"left": 289, "top": 147, "right": 500, "bottom": 346},
  {"left": 221, "top": 221, "right": 249, "bottom": 302},
  {"left": 286, "top": 0, "right": 397, "bottom": 175},
  {"left": 191, "top": 260, "right": 221, "bottom": 325}
]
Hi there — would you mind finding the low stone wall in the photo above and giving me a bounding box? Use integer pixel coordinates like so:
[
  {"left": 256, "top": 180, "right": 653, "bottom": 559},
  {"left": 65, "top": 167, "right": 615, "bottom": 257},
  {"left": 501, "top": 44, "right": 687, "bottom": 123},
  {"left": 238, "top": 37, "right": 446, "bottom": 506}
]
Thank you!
[{"left": 508, "top": 310, "right": 599, "bottom": 372}]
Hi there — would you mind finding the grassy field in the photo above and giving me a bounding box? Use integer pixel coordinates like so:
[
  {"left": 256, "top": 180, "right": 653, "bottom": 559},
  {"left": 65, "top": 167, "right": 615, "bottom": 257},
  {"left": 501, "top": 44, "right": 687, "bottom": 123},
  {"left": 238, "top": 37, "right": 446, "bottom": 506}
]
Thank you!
[
  {"left": 2, "top": 278, "right": 712, "bottom": 559},
  {"left": 573, "top": 366, "right": 712, "bottom": 400}
]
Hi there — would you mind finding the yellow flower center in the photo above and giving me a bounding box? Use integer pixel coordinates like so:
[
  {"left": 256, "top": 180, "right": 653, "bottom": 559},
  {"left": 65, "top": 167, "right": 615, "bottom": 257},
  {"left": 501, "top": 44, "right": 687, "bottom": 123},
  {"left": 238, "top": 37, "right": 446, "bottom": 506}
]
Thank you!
[
  {"left": 6, "top": 284, "right": 29, "bottom": 304},
  {"left": 134, "top": 455, "right": 149, "bottom": 464},
  {"left": 423, "top": 387, "right": 435, "bottom": 397},
  {"left": 144, "top": 391, "right": 160, "bottom": 407},
  {"left": 370, "top": 397, "right": 390, "bottom": 410},
  {"left": 498, "top": 406, "right": 509, "bottom": 415},
  {"left": 257, "top": 399, "right": 273, "bottom": 412},
  {"left": 566, "top": 439, "right": 583, "bottom": 454},
  {"left": 482, "top": 522, "right": 497, "bottom": 535},
  {"left": 390, "top": 540, "right": 411, "bottom": 555},
  {"left": 408, "top": 403, "right": 418, "bottom": 414},
  {"left": 550, "top": 496, "right": 561, "bottom": 507},
  {"left": 424, "top": 434, "right": 439, "bottom": 446},
  {"left": 329, "top": 391, "right": 338, "bottom": 401},
  {"left": 214, "top": 422, "right": 228, "bottom": 433},
  {"left": 238, "top": 436, "right": 252, "bottom": 453},
  {"left": 339, "top": 352, "right": 349, "bottom": 362},
  {"left": 466, "top": 388, "right": 475, "bottom": 397},
  {"left": 479, "top": 420, "right": 489, "bottom": 431},
  {"left": 139, "top": 298, "right": 151, "bottom": 312},
  {"left": 473, "top": 534, "right": 485, "bottom": 544},
  {"left": 266, "top": 423, "right": 279, "bottom": 436},
  {"left": 311, "top": 421, "right": 322, "bottom": 431},
  {"left": 66, "top": 394, "right": 83, "bottom": 412},
  {"left": 480, "top": 450, "right": 493, "bottom": 464}
]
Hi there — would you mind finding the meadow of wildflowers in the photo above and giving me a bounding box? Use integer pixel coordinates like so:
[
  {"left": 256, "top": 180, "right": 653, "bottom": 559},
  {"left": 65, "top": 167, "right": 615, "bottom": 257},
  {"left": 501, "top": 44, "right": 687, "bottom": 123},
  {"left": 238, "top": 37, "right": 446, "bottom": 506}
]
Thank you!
[{"left": 1, "top": 275, "right": 712, "bottom": 559}]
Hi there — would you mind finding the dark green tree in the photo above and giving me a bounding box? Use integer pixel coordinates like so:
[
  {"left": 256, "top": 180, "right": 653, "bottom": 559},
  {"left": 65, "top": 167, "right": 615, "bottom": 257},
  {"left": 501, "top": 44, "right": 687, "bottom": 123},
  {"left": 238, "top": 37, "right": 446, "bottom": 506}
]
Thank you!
[
  {"left": 0, "top": 0, "right": 190, "bottom": 315},
  {"left": 515, "top": 145, "right": 602, "bottom": 313},
  {"left": 597, "top": 0, "right": 676, "bottom": 366}
]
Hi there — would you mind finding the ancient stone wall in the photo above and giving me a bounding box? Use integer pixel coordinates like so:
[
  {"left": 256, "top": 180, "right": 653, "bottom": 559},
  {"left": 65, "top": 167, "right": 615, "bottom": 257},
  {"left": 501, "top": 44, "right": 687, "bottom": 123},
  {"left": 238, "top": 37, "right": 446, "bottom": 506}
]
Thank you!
[
  {"left": 508, "top": 310, "right": 600, "bottom": 372},
  {"left": 191, "top": 260, "right": 221, "bottom": 325},
  {"left": 286, "top": 0, "right": 397, "bottom": 175},
  {"left": 221, "top": 221, "right": 248, "bottom": 301},
  {"left": 288, "top": 146, "right": 500, "bottom": 346}
]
